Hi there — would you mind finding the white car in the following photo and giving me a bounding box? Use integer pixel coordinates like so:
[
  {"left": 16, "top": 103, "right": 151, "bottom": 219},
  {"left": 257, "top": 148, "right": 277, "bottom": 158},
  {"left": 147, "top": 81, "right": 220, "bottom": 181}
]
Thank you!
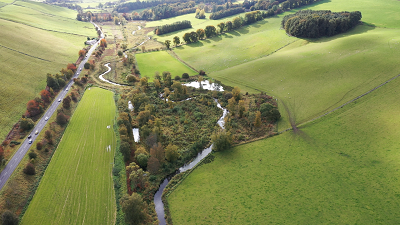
[
  {"left": 35, "top": 130, "right": 39, "bottom": 135},
  {"left": 66, "top": 87, "right": 69, "bottom": 91},
  {"left": 80, "top": 68, "right": 82, "bottom": 71},
  {"left": 58, "top": 99, "right": 62, "bottom": 102},
  {"left": 45, "top": 117, "right": 49, "bottom": 121},
  {"left": 29, "top": 140, "right": 32, "bottom": 144}
]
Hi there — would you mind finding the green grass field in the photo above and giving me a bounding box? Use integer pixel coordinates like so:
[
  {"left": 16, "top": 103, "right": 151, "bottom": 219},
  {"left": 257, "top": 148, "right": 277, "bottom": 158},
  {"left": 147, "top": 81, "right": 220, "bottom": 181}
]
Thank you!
[
  {"left": 136, "top": 51, "right": 197, "bottom": 81},
  {"left": 167, "top": 0, "right": 400, "bottom": 223},
  {"left": 0, "top": 1, "right": 95, "bottom": 140},
  {"left": 166, "top": 0, "right": 400, "bottom": 129},
  {"left": 0, "top": 3, "right": 94, "bottom": 36},
  {"left": 168, "top": 72, "right": 400, "bottom": 224},
  {"left": 21, "top": 87, "right": 116, "bottom": 225}
]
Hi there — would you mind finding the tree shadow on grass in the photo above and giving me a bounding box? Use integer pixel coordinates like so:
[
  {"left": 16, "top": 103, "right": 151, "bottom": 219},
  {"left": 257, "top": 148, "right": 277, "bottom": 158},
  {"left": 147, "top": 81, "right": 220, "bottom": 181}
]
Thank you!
[
  {"left": 222, "top": 33, "right": 233, "bottom": 39},
  {"left": 249, "top": 19, "right": 268, "bottom": 28},
  {"left": 237, "top": 27, "right": 249, "bottom": 35},
  {"left": 186, "top": 41, "right": 204, "bottom": 48},
  {"left": 229, "top": 30, "right": 241, "bottom": 37},
  {"left": 304, "top": 23, "right": 376, "bottom": 44},
  {"left": 210, "top": 35, "right": 223, "bottom": 42}
]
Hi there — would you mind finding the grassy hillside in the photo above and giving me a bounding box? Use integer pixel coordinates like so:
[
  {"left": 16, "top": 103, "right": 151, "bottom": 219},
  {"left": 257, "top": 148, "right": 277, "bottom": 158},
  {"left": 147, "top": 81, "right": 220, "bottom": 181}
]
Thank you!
[
  {"left": 136, "top": 51, "right": 197, "bottom": 81},
  {"left": 168, "top": 73, "right": 400, "bottom": 224},
  {"left": 0, "top": 1, "right": 95, "bottom": 140},
  {"left": 211, "top": 26, "right": 400, "bottom": 129},
  {"left": 21, "top": 87, "right": 116, "bottom": 224}
]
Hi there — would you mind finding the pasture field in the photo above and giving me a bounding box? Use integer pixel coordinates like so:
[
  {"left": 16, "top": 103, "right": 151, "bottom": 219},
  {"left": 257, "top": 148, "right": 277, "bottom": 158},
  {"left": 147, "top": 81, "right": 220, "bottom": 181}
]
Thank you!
[
  {"left": 0, "top": 3, "right": 94, "bottom": 36},
  {"left": 168, "top": 75, "right": 400, "bottom": 224},
  {"left": 0, "top": 2, "right": 94, "bottom": 140},
  {"left": 211, "top": 25, "right": 400, "bottom": 129},
  {"left": 13, "top": 1, "right": 77, "bottom": 19},
  {"left": 21, "top": 87, "right": 116, "bottom": 225},
  {"left": 172, "top": 14, "right": 295, "bottom": 73},
  {"left": 136, "top": 51, "right": 197, "bottom": 81}
]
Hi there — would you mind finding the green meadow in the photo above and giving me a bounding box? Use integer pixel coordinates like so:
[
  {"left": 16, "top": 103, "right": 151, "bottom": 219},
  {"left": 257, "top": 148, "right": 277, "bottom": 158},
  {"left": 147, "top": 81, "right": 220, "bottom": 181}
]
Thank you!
[
  {"left": 136, "top": 51, "right": 197, "bottom": 81},
  {"left": 0, "top": 3, "right": 94, "bottom": 36},
  {"left": 167, "top": 0, "right": 400, "bottom": 223},
  {"left": 168, "top": 72, "right": 400, "bottom": 224},
  {"left": 0, "top": 1, "right": 95, "bottom": 140},
  {"left": 21, "top": 87, "right": 116, "bottom": 224}
]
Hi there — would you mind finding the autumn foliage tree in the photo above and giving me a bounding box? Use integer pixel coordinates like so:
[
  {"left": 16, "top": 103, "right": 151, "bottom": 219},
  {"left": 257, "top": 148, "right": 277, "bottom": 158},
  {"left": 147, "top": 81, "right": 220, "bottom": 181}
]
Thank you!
[
  {"left": 23, "top": 162, "right": 35, "bottom": 175},
  {"left": 78, "top": 49, "right": 86, "bottom": 57},
  {"left": 56, "top": 112, "right": 68, "bottom": 125},
  {"left": 67, "top": 63, "right": 77, "bottom": 72},
  {"left": 0, "top": 146, "right": 4, "bottom": 163},
  {"left": 63, "top": 96, "right": 71, "bottom": 109},
  {"left": 26, "top": 99, "right": 41, "bottom": 117},
  {"left": 100, "top": 38, "right": 107, "bottom": 48},
  {"left": 40, "top": 89, "right": 51, "bottom": 103}
]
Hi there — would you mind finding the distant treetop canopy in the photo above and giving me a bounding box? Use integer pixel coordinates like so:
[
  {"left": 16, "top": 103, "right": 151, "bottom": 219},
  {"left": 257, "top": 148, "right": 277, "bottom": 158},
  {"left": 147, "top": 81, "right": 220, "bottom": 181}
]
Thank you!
[{"left": 282, "top": 10, "right": 362, "bottom": 38}]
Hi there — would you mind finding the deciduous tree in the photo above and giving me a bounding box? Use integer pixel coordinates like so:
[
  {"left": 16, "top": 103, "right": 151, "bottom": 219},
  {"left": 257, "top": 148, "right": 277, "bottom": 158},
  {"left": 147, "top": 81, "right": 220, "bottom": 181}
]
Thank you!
[
  {"left": 173, "top": 36, "right": 180, "bottom": 46},
  {"left": 164, "top": 40, "right": 171, "bottom": 49},
  {"left": 120, "top": 193, "right": 147, "bottom": 225},
  {"left": 211, "top": 131, "right": 232, "bottom": 152},
  {"left": 165, "top": 144, "right": 180, "bottom": 162},
  {"left": 1, "top": 210, "right": 19, "bottom": 225}
]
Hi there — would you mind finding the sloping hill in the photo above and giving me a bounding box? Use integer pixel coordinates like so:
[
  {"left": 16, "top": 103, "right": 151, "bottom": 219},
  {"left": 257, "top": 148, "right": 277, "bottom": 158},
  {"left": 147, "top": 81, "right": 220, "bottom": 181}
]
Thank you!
[{"left": 0, "top": 0, "right": 95, "bottom": 140}]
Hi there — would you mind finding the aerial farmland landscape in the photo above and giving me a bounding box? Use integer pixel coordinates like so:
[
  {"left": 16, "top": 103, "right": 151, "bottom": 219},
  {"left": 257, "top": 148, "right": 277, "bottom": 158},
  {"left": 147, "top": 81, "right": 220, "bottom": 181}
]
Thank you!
[{"left": 0, "top": 0, "right": 399, "bottom": 224}]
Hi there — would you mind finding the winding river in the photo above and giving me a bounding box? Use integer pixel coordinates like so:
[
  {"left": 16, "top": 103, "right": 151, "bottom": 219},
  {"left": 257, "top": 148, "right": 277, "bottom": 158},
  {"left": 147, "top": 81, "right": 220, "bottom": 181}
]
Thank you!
[{"left": 154, "top": 99, "right": 228, "bottom": 225}]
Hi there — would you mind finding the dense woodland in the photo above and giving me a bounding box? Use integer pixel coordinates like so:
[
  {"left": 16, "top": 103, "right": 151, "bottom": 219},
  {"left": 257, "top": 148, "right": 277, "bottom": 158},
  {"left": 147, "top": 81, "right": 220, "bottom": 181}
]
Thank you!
[
  {"left": 132, "top": 1, "right": 196, "bottom": 20},
  {"left": 154, "top": 20, "right": 192, "bottom": 35},
  {"left": 282, "top": 10, "right": 362, "bottom": 38},
  {"left": 209, "top": 7, "right": 244, "bottom": 20}
]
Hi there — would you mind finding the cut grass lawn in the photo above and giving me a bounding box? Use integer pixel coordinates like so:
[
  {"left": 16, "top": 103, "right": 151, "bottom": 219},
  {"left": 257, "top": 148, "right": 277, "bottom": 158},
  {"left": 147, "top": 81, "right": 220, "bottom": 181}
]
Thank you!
[
  {"left": 21, "top": 87, "right": 116, "bottom": 225},
  {"left": 168, "top": 72, "right": 400, "bottom": 224},
  {"left": 136, "top": 51, "right": 197, "bottom": 81}
]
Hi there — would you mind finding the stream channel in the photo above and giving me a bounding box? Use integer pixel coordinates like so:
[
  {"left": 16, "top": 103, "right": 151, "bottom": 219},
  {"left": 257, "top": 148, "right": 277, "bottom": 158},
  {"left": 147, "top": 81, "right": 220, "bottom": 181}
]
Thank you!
[
  {"left": 98, "top": 64, "right": 226, "bottom": 224},
  {"left": 154, "top": 97, "right": 228, "bottom": 225}
]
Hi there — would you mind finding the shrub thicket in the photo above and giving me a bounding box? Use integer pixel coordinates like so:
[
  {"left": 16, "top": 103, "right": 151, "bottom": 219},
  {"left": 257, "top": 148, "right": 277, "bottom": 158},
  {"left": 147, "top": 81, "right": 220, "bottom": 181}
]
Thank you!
[{"left": 155, "top": 20, "right": 192, "bottom": 35}]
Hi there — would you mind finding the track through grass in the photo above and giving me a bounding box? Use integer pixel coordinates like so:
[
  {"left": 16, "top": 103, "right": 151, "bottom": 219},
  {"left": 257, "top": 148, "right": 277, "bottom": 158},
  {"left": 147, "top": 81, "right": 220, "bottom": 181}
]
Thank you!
[{"left": 21, "top": 87, "right": 116, "bottom": 225}]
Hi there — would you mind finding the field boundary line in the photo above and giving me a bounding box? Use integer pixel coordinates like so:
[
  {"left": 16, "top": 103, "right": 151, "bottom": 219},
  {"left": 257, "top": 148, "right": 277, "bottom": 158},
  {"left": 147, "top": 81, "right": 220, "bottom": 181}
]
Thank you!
[
  {"left": 0, "top": 17, "right": 88, "bottom": 37},
  {"left": 168, "top": 50, "right": 199, "bottom": 73},
  {"left": 0, "top": 44, "right": 52, "bottom": 62},
  {"left": 298, "top": 73, "right": 400, "bottom": 127}
]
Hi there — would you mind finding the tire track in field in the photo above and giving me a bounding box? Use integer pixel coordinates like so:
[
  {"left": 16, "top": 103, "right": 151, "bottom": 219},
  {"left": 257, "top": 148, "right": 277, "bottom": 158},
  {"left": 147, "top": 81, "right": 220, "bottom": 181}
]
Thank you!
[
  {"left": 13, "top": 3, "right": 77, "bottom": 21},
  {"left": 0, "top": 44, "right": 52, "bottom": 62}
]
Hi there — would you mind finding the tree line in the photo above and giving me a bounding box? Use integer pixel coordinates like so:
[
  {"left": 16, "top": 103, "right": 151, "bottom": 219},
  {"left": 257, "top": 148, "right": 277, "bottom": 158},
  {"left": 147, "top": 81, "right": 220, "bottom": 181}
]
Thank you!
[
  {"left": 209, "top": 7, "right": 244, "bottom": 20},
  {"left": 154, "top": 20, "right": 192, "bottom": 35},
  {"left": 132, "top": 1, "right": 196, "bottom": 20},
  {"left": 282, "top": 10, "right": 362, "bottom": 38}
]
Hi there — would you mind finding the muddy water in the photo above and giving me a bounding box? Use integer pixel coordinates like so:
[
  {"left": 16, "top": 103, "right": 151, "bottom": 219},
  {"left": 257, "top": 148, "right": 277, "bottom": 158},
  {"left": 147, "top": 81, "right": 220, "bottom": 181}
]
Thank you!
[{"left": 154, "top": 99, "right": 227, "bottom": 225}]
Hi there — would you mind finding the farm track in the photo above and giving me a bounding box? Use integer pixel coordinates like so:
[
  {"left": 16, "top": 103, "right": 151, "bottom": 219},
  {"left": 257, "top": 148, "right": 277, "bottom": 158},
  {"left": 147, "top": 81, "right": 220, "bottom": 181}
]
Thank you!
[
  {"left": 168, "top": 50, "right": 199, "bottom": 72},
  {"left": 0, "top": 44, "right": 52, "bottom": 62}
]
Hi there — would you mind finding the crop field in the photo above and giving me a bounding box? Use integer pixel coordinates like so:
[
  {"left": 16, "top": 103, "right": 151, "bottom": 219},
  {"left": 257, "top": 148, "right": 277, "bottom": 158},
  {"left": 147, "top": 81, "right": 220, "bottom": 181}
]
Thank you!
[
  {"left": 136, "top": 51, "right": 197, "bottom": 81},
  {"left": 0, "top": 2, "right": 95, "bottom": 140},
  {"left": 21, "top": 87, "right": 116, "bottom": 225},
  {"left": 168, "top": 74, "right": 400, "bottom": 224}
]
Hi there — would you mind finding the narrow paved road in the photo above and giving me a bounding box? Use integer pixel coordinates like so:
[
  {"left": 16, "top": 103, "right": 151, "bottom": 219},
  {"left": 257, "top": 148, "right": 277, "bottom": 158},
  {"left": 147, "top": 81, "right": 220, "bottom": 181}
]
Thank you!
[{"left": 0, "top": 22, "right": 104, "bottom": 191}]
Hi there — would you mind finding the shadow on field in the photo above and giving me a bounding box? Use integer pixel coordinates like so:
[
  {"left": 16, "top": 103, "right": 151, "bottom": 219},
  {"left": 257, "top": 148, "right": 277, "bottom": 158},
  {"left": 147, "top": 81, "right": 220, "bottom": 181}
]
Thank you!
[
  {"left": 304, "top": 23, "right": 376, "bottom": 44},
  {"left": 229, "top": 30, "right": 241, "bottom": 36},
  {"left": 186, "top": 41, "right": 204, "bottom": 48},
  {"left": 222, "top": 33, "right": 233, "bottom": 39},
  {"left": 249, "top": 19, "right": 268, "bottom": 28},
  {"left": 237, "top": 27, "right": 249, "bottom": 35}
]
